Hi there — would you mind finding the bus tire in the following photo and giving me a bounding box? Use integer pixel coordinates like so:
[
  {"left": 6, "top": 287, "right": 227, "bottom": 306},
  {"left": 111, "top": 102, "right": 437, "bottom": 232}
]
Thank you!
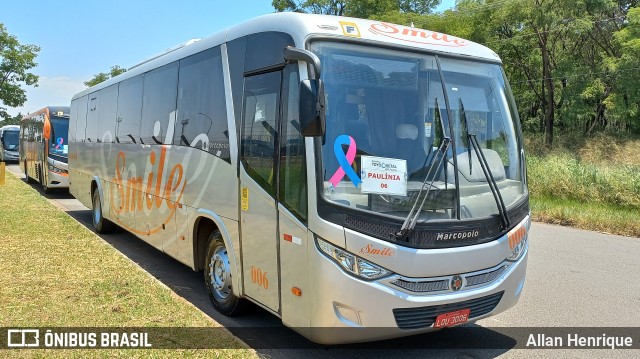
[
  {"left": 24, "top": 162, "right": 35, "bottom": 184},
  {"left": 91, "top": 189, "right": 114, "bottom": 234},
  {"left": 205, "top": 232, "right": 244, "bottom": 316},
  {"left": 43, "top": 182, "right": 52, "bottom": 194}
]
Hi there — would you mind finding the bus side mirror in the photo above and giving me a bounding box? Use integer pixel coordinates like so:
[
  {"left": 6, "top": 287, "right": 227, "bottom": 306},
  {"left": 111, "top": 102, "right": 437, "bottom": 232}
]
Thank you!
[{"left": 299, "top": 79, "right": 325, "bottom": 137}]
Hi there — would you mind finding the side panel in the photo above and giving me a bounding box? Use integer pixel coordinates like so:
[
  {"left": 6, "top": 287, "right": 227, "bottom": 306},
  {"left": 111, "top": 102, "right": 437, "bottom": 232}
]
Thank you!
[{"left": 278, "top": 207, "right": 310, "bottom": 328}]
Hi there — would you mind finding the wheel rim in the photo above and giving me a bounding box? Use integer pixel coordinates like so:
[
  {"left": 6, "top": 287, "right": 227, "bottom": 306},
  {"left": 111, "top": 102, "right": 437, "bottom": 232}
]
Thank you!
[
  {"left": 93, "top": 193, "right": 101, "bottom": 226},
  {"left": 208, "top": 246, "right": 231, "bottom": 299}
]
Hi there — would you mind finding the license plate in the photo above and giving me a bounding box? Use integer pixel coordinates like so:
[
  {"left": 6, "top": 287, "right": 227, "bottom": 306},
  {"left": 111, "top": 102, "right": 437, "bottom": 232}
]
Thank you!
[{"left": 433, "top": 309, "right": 470, "bottom": 328}]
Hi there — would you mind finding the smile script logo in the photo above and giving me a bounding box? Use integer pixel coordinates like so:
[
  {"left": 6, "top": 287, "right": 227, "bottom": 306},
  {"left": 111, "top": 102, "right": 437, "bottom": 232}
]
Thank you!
[
  {"left": 359, "top": 243, "right": 395, "bottom": 257},
  {"left": 110, "top": 147, "right": 186, "bottom": 235},
  {"left": 369, "top": 22, "right": 467, "bottom": 47}
]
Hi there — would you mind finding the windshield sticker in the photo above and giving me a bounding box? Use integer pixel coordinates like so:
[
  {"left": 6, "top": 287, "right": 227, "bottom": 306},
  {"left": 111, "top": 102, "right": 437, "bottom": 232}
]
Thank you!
[
  {"left": 361, "top": 156, "right": 407, "bottom": 196},
  {"left": 368, "top": 22, "right": 467, "bottom": 47},
  {"left": 424, "top": 122, "right": 432, "bottom": 138},
  {"left": 329, "top": 134, "right": 361, "bottom": 188},
  {"left": 339, "top": 21, "right": 361, "bottom": 38}
]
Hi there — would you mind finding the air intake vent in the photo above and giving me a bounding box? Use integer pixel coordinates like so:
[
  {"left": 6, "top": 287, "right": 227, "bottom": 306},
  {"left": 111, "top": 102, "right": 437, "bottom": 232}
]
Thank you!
[
  {"left": 465, "top": 265, "right": 507, "bottom": 287},
  {"left": 390, "top": 278, "right": 449, "bottom": 293},
  {"left": 392, "top": 291, "right": 504, "bottom": 330}
]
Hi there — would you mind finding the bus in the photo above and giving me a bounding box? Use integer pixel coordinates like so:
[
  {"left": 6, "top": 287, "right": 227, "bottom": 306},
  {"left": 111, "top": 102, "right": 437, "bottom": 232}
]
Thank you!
[
  {"left": 69, "top": 13, "right": 529, "bottom": 344},
  {"left": 0, "top": 125, "right": 20, "bottom": 162},
  {"left": 20, "top": 106, "right": 70, "bottom": 193}
]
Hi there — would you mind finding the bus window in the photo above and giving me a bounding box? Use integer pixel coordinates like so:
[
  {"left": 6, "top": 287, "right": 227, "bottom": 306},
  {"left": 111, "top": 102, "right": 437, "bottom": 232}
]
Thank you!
[
  {"left": 141, "top": 62, "right": 178, "bottom": 145},
  {"left": 86, "top": 96, "right": 98, "bottom": 142},
  {"left": 49, "top": 115, "right": 69, "bottom": 158},
  {"left": 175, "top": 47, "right": 229, "bottom": 160},
  {"left": 116, "top": 76, "right": 143, "bottom": 144},
  {"left": 279, "top": 65, "right": 307, "bottom": 222},
  {"left": 241, "top": 71, "right": 281, "bottom": 196},
  {"left": 74, "top": 96, "right": 88, "bottom": 142},
  {"left": 97, "top": 84, "right": 118, "bottom": 143}
]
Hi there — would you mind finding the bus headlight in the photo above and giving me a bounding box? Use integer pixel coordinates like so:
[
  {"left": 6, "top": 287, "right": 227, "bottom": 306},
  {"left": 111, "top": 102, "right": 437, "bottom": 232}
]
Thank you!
[
  {"left": 506, "top": 234, "right": 527, "bottom": 261},
  {"left": 315, "top": 236, "right": 393, "bottom": 280},
  {"left": 506, "top": 218, "right": 529, "bottom": 261},
  {"left": 48, "top": 164, "right": 67, "bottom": 174}
]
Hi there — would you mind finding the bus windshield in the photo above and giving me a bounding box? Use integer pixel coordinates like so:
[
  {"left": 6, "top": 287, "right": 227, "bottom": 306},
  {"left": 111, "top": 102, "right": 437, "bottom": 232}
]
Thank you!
[
  {"left": 2, "top": 130, "right": 19, "bottom": 150},
  {"left": 49, "top": 116, "right": 69, "bottom": 158},
  {"left": 312, "top": 42, "right": 526, "bottom": 222}
]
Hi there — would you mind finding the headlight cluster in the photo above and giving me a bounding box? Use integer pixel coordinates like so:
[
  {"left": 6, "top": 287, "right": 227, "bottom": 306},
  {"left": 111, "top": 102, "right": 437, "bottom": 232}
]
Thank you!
[
  {"left": 506, "top": 217, "right": 530, "bottom": 261},
  {"left": 315, "top": 236, "right": 393, "bottom": 280},
  {"left": 48, "top": 164, "right": 68, "bottom": 174}
]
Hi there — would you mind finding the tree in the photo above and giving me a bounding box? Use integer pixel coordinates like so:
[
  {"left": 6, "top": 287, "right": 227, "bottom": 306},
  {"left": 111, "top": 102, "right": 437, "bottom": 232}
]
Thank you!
[
  {"left": 0, "top": 112, "right": 23, "bottom": 125},
  {"left": 272, "top": 0, "right": 441, "bottom": 18},
  {"left": 608, "top": 5, "right": 640, "bottom": 132},
  {"left": 84, "top": 65, "right": 127, "bottom": 87},
  {"left": 0, "top": 23, "right": 39, "bottom": 120}
]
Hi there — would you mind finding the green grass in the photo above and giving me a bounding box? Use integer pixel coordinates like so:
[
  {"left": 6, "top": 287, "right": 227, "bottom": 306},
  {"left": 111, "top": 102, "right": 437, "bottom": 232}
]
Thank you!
[
  {"left": 0, "top": 173, "right": 255, "bottom": 357},
  {"left": 526, "top": 134, "right": 640, "bottom": 238},
  {"left": 531, "top": 196, "right": 640, "bottom": 237}
]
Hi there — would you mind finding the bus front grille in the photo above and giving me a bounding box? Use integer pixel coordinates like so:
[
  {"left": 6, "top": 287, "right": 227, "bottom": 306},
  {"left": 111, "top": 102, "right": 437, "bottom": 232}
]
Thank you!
[
  {"left": 392, "top": 291, "right": 504, "bottom": 330},
  {"left": 465, "top": 265, "right": 507, "bottom": 287}
]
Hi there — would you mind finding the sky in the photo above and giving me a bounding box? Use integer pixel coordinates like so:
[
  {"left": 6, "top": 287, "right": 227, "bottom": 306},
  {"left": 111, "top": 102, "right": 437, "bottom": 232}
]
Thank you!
[{"left": 0, "top": 0, "right": 455, "bottom": 118}]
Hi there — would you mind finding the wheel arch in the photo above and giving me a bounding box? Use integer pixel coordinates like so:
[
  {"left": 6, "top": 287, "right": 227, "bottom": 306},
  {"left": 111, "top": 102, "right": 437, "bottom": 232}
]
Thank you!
[{"left": 192, "top": 209, "right": 242, "bottom": 297}]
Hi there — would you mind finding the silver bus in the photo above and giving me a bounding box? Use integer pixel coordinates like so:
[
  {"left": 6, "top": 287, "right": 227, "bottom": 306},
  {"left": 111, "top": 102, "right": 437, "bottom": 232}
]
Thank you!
[
  {"left": 0, "top": 125, "right": 20, "bottom": 162},
  {"left": 20, "top": 106, "right": 70, "bottom": 192},
  {"left": 69, "top": 13, "right": 530, "bottom": 344}
]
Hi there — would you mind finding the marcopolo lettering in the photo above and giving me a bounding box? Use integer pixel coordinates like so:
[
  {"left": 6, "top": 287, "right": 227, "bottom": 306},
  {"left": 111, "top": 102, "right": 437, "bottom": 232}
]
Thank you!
[{"left": 436, "top": 230, "right": 480, "bottom": 241}]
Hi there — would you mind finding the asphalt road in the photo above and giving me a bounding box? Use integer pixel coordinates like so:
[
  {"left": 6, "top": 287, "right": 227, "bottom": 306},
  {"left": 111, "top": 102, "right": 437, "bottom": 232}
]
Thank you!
[{"left": 5, "top": 164, "right": 640, "bottom": 358}]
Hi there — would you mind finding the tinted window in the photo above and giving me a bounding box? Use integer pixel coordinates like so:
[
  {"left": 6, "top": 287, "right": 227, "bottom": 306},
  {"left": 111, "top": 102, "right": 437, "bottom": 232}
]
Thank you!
[
  {"left": 279, "top": 65, "right": 307, "bottom": 222},
  {"left": 141, "top": 62, "right": 178, "bottom": 145},
  {"left": 227, "top": 37, "right": 247, "bottom": 143},
  {"left": 74, "top": 96, "right": 88, "bottom": 142},
  {"left": 245, "top": 32, "right": 293, "bottom": 73},
  {"left": 97, "top": 84, "right": 118, "bottom": 143},
  {"left": 116, "top": 76, "right": 143, "bottom": 144},
  {"left": 2, "top": 130, "right": 19, "bottom": 150},
  {"left": 175, "top": 47, "right": 229, "bottom": 160},
  {"left": 49, "top": 117, "right": 69, "bottom": 157},
  {"left": 241, "top": 71, "right": 281, "bottom": 195},
  {"left": 85, "top": 96, "right": 98, "bottom": 142}
]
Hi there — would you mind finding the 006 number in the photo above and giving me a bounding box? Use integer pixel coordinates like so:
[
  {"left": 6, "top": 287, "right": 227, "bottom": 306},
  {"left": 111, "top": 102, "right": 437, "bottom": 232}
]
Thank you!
[{"left": 250, "top": 266, "right": 269, "bottom": 289}]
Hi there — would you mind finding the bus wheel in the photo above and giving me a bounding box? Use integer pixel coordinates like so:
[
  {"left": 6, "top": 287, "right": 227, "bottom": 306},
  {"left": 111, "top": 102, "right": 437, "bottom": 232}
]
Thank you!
[
  {"left": 24, "top": 162, "right": 34, "bottom": 184},
  {"left": 205, "top": 232, "right": 244, "bottom": 316},
  {"left": 91, "top": 189, "right": 113, "bottom": 234}
]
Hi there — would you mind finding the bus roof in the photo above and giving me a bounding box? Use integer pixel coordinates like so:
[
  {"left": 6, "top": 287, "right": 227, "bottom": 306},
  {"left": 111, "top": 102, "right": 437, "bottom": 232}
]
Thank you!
[
  {"left": 73, "top": 12, "right": 501, "bottom": 100},
  {"left": 0, "top": 125, "right": 20, "bottom": 131},
  {"left": 22, "top": 106, "right": 70, "bottom": 122}
]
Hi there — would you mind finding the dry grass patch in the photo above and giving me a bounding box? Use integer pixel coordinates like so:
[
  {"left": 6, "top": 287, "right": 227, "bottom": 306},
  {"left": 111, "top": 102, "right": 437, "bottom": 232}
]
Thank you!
[
  {"left": 0, "top": 173, "right": 255, "bottom": 357},
  {"left": 525, "top": 133, "right": 640, "bottom": 238}
]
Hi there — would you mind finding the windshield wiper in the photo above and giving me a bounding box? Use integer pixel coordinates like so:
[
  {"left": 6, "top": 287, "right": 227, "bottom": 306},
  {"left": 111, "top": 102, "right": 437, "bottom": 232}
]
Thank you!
[
  {"left": 394, "top": 137, "right": 450, "bottom": 241},
  {"left": 459, "top": 99, "right": 510, "bottom": 229}
]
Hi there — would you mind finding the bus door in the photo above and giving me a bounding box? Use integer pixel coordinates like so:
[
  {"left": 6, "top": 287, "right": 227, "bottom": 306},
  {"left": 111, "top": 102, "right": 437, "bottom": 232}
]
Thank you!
[{"left": 239, "top": 70, "right": 283, "bottom": 312}]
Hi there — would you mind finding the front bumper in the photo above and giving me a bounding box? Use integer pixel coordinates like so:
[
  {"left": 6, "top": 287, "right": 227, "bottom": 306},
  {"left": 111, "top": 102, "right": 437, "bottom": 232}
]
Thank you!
[
  {"left": 46, "top": 170, "right": 69, "bottom": 188},
  {"left": 306, "top": 242, "right": 528, "bottom": 344}
]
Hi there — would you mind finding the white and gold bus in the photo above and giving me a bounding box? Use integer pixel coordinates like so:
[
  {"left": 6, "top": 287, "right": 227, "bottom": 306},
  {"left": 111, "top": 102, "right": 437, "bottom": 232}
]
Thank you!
[
  {"left": 69, "top": 13, "right": 530, "bottom": 344},
  {"left": 20, "top": 106, "right": 70, "bottom": 193}
]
